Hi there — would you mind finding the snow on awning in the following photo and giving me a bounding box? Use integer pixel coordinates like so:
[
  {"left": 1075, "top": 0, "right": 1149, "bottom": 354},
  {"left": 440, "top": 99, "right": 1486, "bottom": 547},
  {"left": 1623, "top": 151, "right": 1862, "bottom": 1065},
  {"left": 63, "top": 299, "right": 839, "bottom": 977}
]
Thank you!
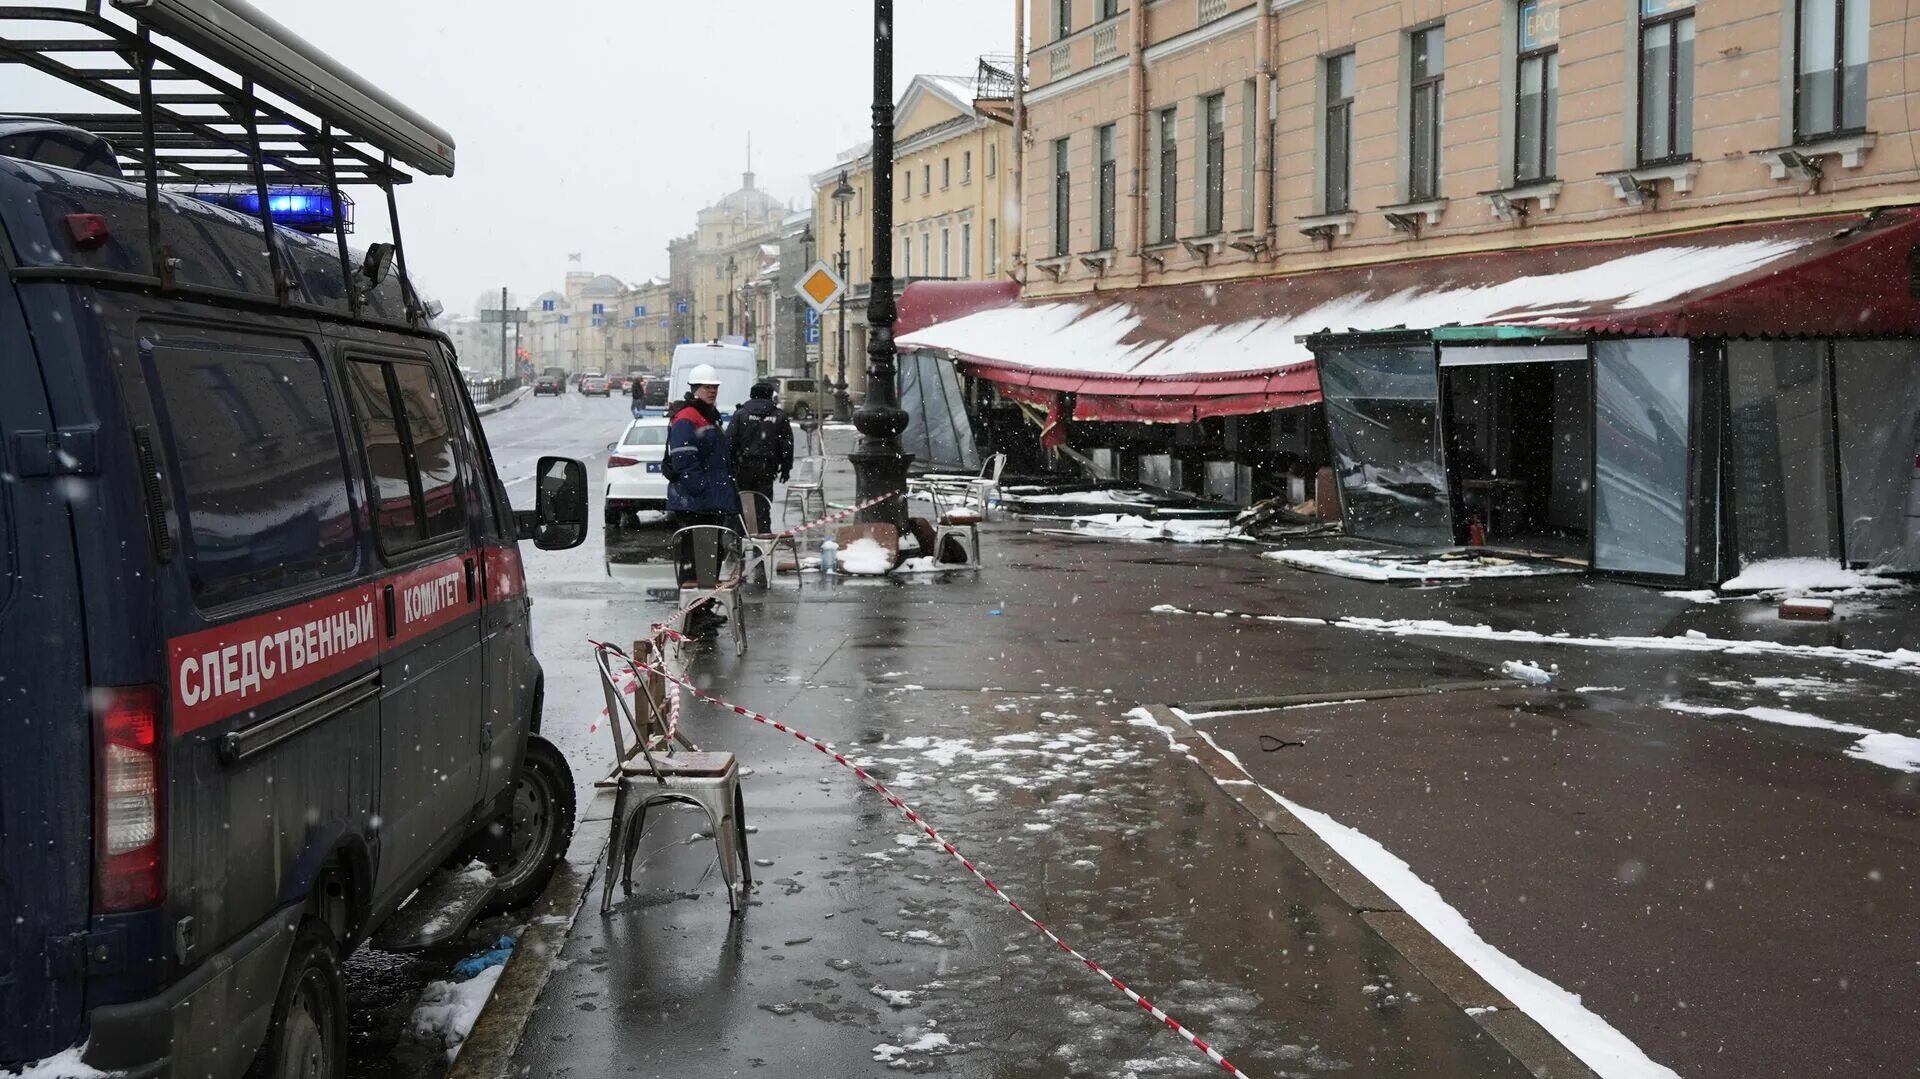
[
  {"left": 897, "top": 209, "right": 1920, "bottom": 420},
  {"left": 896, "top": 280, "right": 1021, "bottom": 336}
]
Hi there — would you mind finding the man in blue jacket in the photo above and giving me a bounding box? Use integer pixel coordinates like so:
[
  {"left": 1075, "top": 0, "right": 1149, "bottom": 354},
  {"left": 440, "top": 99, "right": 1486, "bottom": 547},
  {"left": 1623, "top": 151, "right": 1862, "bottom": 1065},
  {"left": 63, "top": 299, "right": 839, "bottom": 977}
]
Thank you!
[{"left": 666, "top": 364, "right": 738, "bottom": 635}]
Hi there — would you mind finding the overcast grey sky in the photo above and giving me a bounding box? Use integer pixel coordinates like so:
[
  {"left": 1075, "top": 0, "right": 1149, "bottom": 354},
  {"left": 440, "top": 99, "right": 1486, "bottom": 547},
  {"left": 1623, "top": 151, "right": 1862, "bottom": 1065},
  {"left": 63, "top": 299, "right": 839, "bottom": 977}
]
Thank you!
[{"left": 260, "top": 0, "right": 1016, "bottom": 314}]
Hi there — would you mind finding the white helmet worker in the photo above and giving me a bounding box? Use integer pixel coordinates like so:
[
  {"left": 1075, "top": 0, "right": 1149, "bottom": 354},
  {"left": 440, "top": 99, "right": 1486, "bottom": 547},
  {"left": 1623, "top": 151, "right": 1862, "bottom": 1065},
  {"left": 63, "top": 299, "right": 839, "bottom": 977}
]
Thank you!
[{"left": 686, "top": 363, "right": 721, "bottom": 386}]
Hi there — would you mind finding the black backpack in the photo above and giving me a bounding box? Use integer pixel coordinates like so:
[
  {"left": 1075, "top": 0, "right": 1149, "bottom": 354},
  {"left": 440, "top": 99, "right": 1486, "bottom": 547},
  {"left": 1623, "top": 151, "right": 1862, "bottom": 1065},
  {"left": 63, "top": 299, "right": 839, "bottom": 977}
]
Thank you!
[{"left": 735, "top": 412, "right": 781, "bottom": 469}]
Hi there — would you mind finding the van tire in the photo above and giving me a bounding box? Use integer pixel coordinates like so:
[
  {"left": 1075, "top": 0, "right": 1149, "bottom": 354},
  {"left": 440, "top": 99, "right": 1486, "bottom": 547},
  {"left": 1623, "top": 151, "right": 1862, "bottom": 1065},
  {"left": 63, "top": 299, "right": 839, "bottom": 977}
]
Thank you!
[
  {"left": 485, "top": 735, "right": 575, "bottom": 911},
  {"left": 245, "top": 920, "right": 344, "bottom": 1079}
]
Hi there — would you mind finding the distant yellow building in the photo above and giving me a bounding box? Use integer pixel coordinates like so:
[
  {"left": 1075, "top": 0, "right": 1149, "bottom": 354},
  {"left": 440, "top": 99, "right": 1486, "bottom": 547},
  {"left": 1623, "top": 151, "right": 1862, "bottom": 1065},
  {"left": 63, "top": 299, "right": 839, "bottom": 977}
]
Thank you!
[{"left": 811, "top": 73, "right": 1014, "bottom": 400}]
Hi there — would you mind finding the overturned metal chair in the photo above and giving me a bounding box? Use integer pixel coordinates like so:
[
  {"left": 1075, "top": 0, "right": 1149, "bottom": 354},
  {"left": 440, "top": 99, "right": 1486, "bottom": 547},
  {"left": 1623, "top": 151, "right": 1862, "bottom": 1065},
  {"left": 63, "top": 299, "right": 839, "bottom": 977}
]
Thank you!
[
  {"left": 593, "top": 640, "right": 751, "bottom": 916},
  {"left": 672, "top": 523, "right": 747, "bottom": 655}
]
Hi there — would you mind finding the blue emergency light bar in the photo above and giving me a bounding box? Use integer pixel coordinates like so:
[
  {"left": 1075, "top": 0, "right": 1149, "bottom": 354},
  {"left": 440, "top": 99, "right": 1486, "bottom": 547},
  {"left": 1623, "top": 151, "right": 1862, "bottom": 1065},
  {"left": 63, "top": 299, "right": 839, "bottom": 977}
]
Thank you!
[{"left": 182, "top": 185, "right": 354, "bottom": 234}]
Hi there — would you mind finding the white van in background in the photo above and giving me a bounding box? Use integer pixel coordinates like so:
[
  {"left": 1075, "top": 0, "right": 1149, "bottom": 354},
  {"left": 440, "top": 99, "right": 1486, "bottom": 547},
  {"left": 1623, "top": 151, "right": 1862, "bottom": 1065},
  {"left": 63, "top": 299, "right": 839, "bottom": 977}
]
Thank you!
[{"left": 669, "top": 342, "right": 757, "bottom": 414}]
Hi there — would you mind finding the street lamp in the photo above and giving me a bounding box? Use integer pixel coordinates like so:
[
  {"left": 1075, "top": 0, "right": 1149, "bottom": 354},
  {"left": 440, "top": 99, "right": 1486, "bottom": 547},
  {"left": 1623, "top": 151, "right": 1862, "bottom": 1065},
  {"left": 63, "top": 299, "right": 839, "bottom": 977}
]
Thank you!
[
  {"left": 832, "top": 169, "right": 855, "bottom": 420},
  {"left": 851, "top": 0, "right": 910, "bottom": 529},
  {"left": 725, "top": 254, "right": 738, "bottom": 338}
]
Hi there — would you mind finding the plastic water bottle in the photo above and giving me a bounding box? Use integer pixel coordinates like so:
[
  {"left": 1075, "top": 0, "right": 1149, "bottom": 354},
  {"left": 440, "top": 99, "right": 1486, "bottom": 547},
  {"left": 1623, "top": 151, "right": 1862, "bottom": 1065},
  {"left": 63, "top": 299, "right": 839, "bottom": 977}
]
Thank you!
[{"left": 818, "top": 537, "right": 838, "bottom": 576}]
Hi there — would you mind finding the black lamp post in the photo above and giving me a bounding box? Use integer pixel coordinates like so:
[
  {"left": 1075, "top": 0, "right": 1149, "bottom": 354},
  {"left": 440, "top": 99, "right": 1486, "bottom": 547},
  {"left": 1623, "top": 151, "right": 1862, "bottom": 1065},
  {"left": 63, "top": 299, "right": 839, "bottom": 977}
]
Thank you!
[
  {"left": 725, "top": 254, "right": 738, "bottom": 338},
  {"left": 831, "top": 169, "right": 855, "bottom": 421},
  {"left": 851, "top": 0, "right": 910, "bottom": 527}
]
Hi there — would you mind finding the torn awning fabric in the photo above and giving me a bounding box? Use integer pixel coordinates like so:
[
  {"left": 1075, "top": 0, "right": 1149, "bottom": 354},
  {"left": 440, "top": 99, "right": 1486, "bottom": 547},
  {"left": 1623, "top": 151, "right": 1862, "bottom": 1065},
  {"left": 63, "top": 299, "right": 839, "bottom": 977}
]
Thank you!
[{"left": 895, "top": 208, "right": 1920, "bottom": 422}]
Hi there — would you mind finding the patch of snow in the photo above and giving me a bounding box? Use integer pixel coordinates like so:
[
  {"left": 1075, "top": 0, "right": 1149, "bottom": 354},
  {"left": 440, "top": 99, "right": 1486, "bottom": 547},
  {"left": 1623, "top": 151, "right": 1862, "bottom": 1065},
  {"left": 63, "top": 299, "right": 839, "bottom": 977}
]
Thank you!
[
  {"left": 840, "top": 537, "right": 894, "bottom": 575},
  {"left": 410, "top": 964, "right": 505, "bottom": 1063},
  {"left": 1660, "top": 700, "right": 1920, "bottom": 773},
  {"left": 1500, "top": 660, "right": 1556, "bottom": 686},
  {"left": 0, "top": 1046, "right": 111, "bottom": 1078},
  {"left": 1574, "top": 686, "right": 1625, "bottom": 693},
  {"left": 1720, "top": 558, "right": 1897, "bottom": 595},
  {"left": 1661, "top": 589, "right": 1721, "bottom": 603},
  {"left": 1266, "top": 548, "right": 1580, "bottom": 582},
  {"left": 1271, "top": 795, "right": 1679, "bottom": 1079},
  {"left": 868, "top": 984, "right": 919, "bottom": 1009},
  {"left": 1035, "top": 513, "right": 1247, "bottom": 544}
]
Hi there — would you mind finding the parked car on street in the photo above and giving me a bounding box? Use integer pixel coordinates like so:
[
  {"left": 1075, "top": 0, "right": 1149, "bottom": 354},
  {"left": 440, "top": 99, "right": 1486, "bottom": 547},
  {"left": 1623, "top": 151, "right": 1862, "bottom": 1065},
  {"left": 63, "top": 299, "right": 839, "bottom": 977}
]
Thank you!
[
  {"left": 534, "top": 366, "right": 568, "bottom": 395},
  {"left": 580, "top": 370, "right": 611, "bottom": 396},
  {"left": 0, "top": 11, "right": 591, "bottom": 1079},
  {"left": 607, "top": 372, "right": 630, "bottom": 393},
  {"left": 605, "top": 417, "right": 673, "bottom": 527},
  {"left": 770, "top": 375, "right": 833, "bottom": 420}
]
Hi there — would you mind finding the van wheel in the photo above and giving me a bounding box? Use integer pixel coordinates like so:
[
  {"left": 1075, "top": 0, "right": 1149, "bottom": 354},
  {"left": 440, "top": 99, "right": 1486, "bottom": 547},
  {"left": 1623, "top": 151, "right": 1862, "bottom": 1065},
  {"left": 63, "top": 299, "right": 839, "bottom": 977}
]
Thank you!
[
  {"left": 246, "top": 921, "right": 344, "bottom": 1079},
  {"left": 486, "top": 735, "right": 576, "bottom": 911}
]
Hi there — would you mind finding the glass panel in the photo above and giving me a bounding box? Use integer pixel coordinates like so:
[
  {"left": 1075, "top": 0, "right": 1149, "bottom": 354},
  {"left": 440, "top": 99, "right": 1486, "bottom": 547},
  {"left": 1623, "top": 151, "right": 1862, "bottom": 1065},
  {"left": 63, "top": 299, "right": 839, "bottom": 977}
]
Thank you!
[
  {"left": 1327, "top": 105, "right": 1351, "bottom": 210},
  {"left": 1834, "top": 341, "right": 1920, "bottom": 570},
  {"left": 1798, "top": 0, "right": 1838, "bottom": 136},
  {"left": 1413, "top": 27, "right": 1443, "bottom": 79},
  {"left": 1640, "top": 21, "right": 1673, "bottom": 161},
  {"left": 1593, "top": 339, "right": 1691, "bottom": 575},
  {"left": 345, "top": 360, "right": 421, "bottom": 548},
  {"left": 391, "top": 362, "right": 464, "bottom": 540},
  {"left": 1410, "top": 86, "right": 1437, "bottom": 200},
  {"left": 1842, "top": 0, "right": 1869, "bottom": 129},
  {"left": 1519, "top": 0, "right": 1559, "bottom": 49},
  {"left": 149, "top": 333, "right": 354, "bottom": 604},
  {"left": 1675, "top": 16, "right": 1694, "bottom": 154},
  {"left": 1319, "top": 345, "right": 1453, "bottom": 546},
  {"left": 1545, "top": 52, "right": 1559, "bottom": 170},
  {"left": 1332, "top": 52, "right": 1354, "bottom": 100},
  {"left": 1727, "top": 340, "right": 1839, "bottom": 566},
  {"left": 1516, "top": 55, "right": 1545, "bottom": 181}
]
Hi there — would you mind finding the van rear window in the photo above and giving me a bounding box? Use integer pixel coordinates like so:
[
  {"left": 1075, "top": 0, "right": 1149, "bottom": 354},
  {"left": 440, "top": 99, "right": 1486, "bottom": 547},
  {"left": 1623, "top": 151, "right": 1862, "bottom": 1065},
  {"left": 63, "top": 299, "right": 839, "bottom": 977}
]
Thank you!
[
  {"left": 342, "top": 357, "right": 467, "bottom": 551},
  {"left": 145, "top": 330, "right": 355, "bottom": 606}
]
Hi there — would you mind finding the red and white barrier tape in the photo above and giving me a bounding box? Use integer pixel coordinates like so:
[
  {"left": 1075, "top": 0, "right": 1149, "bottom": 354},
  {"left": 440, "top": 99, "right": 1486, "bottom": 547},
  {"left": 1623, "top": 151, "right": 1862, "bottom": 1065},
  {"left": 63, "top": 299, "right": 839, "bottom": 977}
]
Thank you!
[
  {"left": 605, "top": 644, "right": 1248, "bottom": 1076},
  {"left": 775, "top": 489, "right": 901, "bottom": 539}
]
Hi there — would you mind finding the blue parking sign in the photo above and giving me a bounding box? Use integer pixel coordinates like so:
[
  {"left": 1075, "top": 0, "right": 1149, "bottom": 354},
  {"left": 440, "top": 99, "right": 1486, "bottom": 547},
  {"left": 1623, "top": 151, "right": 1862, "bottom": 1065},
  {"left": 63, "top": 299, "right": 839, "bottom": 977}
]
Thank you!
[
  {"left": 675, "top": 300, "right": 689, "bottom": 315},
  {"left": 634, "top": 305, "right": 646, "bottom": 317},
  {"left": 659, "top": 318, "right": 670, "bottom": 329}
]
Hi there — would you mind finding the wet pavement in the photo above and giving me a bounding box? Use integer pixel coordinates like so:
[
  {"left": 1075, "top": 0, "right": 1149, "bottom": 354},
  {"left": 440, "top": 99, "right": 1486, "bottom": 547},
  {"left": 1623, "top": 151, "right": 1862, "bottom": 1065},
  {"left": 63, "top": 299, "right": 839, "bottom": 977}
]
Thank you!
[{"left": 429, "top": 400, "right": 1917, "bottom": 1078}]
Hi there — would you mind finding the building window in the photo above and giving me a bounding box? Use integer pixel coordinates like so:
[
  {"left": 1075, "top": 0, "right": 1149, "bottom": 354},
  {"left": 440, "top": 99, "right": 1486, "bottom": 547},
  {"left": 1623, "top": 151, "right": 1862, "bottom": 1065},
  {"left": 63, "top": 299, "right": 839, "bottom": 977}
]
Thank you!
[
  {"left": 963, "top": 150, "right": 973, "bottom": 183},
  {"left": 1202, "top": 92, "right": 1225, "bottom": 234},
  {"left": 1325, "top": 53, "right": 1355, "bottom": 212},
  {"left": 961, "top": 222, "right": 973, "bottom": 278},
  {"left": 1096, "top": 124, "right": 1117, "bottom": 250},
  {"left": 902, "top": 237, "right": 911, "bottom": 276},
  {"left": 1157, "top": 106, "right": 1178, "bottom": 243},
  {"left": 1515, "top": 0, "right": 1560, "bottom": 181},
  {"left": 942, "top": 157, "right": 951, "bottom": 189},
  {"left": 988, "top": 218, "right": 998, "bottom": 270},
  {"left": 1408, "top": 26, "right": 1445, "bottom": 201},
  {"left": 1057, "top": 0, "right": 1072, "bottom": 38},
  {"left": 1053, "top": 136, "right": 1071, "bottom": 257},
  {"left": 1101, "top": 0, "right": 1118, "bottom": 17},
  {"left": 903, "top": 169, "right": 911, "bottom": 199},
  {"left": 1639, "top": 0, "right": 1694, "bottom": 163},
  {"left": 921, "top": 233, "right": 931, "bottom": 278},
  {"left": 988, "top": 142, "right": 997, "bottom": 176},
  {"left": 1795, "top": 0, "right": 1869, "bottom": 139},
  {"left": 922, "top": 163, "right": 931, "bottom": 193},
  {"left": 941, "top": 227, "right": 951, "bottom": 276}
]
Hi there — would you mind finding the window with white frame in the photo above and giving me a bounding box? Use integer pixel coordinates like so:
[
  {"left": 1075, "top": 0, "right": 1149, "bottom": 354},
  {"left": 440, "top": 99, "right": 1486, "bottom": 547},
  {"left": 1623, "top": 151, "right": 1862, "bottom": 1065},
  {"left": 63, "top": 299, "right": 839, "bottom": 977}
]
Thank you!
[
  {"left": 1639, "top": 0, "right": 1694, "bottom": 163},
  {"left": 1325, "top": 53, "right": 1355, "bottom": 212},
  {"left": 963, "top": 150, "right": 973, "bottom": 184},
  {"left": 1202, "top": 92, "right": 1225, "bottom": 234},
  {"left": 1408, "top": 26, "right": 1445, "bottom": 201},
  {"left": 1157, "top": 106, "right": 1178, "bottom": 243},
  {"left": 1097, "top": 123, "right": 1117, "bottom": 250},
  {"left": 1053, "top": 136, "right": 1071, "bottom": 257},
  {"left": 961, "top": 222, "right": 973, "bottom": 278},
  {"left": 941, "top": 227, "right": 951, "bottom": 276}
]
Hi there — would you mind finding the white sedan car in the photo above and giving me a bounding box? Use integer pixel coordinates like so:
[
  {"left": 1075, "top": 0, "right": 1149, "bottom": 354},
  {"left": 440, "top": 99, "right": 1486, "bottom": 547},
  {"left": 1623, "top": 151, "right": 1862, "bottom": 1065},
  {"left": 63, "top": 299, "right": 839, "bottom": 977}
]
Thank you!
[{"left": 605, "top": 417, "right": 672, "bottom": 528}]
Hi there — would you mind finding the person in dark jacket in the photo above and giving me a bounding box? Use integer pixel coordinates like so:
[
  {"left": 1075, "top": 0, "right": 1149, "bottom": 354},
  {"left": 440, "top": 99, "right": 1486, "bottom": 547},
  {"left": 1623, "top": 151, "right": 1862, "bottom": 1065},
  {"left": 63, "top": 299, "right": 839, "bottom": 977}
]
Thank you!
[
  {"left": 727, "top": 380, "right": 794, "bottom": 532},
  {"left": 666, "top": 366, "right": 739, "bottom": 634}
]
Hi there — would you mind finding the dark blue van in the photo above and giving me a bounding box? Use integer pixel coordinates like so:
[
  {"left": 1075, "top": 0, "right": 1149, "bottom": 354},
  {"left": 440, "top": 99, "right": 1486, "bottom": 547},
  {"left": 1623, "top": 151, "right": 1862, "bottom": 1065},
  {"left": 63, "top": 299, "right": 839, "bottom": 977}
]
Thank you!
[{"left": 0, "top": 4, "right": 589, "bottom": 1076}]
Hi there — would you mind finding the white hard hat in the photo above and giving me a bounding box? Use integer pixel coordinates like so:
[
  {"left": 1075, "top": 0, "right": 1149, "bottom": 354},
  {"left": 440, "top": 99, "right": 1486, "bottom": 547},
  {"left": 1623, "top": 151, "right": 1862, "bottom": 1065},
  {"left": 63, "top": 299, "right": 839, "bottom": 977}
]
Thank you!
[{"left": 687, "top": 364, "right": 721, "bottom": 386}]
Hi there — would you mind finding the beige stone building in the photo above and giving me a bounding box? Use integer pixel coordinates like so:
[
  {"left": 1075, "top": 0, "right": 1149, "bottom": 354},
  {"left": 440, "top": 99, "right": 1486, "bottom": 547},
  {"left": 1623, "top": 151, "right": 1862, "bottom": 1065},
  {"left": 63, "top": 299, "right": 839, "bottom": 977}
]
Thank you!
[
  {"left": 811, "top": 72, "right": 1017, "bottom": 400},
  {"left": 683, "top": 170, "right": 791, "bottom": 347},
  {"left": 899, "top": 0, "right": 1920, "bottom": 586}
]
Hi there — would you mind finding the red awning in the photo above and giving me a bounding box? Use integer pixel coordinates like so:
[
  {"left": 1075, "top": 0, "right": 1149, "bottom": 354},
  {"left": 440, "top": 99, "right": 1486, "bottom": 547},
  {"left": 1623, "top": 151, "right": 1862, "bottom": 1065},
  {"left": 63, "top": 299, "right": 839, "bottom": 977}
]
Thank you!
[
  {"left": 895, "top": 280, "right": 1021, "bottom": 336},
  {"left": 898, "top": 208, "right": 1920, "bottom": 422}
]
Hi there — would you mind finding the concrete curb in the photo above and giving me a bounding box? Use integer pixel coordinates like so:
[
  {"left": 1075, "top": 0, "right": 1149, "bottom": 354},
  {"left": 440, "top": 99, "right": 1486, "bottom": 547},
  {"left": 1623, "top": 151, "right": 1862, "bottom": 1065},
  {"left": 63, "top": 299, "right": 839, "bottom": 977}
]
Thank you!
[
  {"left": 1147, "top": 705, "right": 1601, "bottom": 1079},
  {"left": 443, "top": 788, "right": 614, "bottom": 1079},
  {"left": 473, "top": 386, "right": 531, "bottom": 417}
]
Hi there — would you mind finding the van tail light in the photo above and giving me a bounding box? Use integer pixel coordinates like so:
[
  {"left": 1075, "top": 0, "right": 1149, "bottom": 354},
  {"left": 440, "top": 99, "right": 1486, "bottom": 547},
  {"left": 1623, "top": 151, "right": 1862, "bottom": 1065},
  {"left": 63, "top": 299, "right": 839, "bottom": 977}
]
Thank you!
[
  {"left": 95, "top": 685, "right": 164, "bottom": 912},
  {"left": 607, "top": 455, "right": 640, "bottom": 468}
]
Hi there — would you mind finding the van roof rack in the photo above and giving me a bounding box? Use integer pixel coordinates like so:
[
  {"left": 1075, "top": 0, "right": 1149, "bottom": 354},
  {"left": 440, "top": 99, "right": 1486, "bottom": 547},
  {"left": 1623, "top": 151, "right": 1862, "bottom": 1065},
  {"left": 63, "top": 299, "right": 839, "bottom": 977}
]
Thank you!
[{"left": 0, "top": 0, "right": 457, "bottom": 321}]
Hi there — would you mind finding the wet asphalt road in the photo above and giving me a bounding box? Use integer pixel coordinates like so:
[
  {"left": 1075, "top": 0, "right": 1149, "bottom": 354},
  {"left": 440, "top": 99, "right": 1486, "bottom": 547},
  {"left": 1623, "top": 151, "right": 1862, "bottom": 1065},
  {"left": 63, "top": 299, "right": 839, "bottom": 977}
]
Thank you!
[{"left": 357, "top": 394, "right": 1918, "bottom": 1078}]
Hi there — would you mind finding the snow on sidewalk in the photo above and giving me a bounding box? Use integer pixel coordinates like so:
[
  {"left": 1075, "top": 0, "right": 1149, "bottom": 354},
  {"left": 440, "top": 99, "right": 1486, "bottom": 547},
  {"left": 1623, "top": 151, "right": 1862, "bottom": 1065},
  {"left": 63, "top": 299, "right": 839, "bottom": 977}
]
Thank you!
[
  {"left": 1124, "top": 708, "right": 1681, "bottom": 1079},
  {"left": 1719, "top": 558, "right": 1900, "bottom": 595},
  {"left": 1032, "top": 513, "right": 1248, "bottom": 544},
  {"left": 409, "top": 963, "right": 506, "bottom": 1063},
  {"left": 1265, "top": 548, "right": 1582, "bottom": 583},
  {"left": 1661, "top": 700, "right": 1920, "bottom": 773}
]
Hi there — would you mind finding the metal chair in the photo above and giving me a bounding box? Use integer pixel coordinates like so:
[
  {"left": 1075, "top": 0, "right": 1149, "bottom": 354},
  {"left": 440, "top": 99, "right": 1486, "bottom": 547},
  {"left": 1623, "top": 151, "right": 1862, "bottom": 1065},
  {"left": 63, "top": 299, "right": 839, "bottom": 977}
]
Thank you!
[
  {"left": 672, "top": 524, "right": 746, "bottom": 656},
  {"left": 912, "top": 485, "right": 980, "bottom": 566},
  {"left": 739, "top": 491, "right": 801, "bottom": 589},
  {"left": 965, "top": 453, "right": 1007, "bottom": 520},
  {"left": 781, "top": 455, "right": 828, "bottom": 530},
  {"left": 593, "top": 641, "right": 751, "bottom": 916}
]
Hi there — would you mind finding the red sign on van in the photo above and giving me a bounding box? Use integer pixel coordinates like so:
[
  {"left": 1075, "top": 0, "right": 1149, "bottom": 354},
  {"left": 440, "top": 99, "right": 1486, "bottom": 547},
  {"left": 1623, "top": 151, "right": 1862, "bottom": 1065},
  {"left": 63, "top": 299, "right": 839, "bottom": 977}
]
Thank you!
[{"left": 168, "top": 585, "right": 380, "bottom": 734}]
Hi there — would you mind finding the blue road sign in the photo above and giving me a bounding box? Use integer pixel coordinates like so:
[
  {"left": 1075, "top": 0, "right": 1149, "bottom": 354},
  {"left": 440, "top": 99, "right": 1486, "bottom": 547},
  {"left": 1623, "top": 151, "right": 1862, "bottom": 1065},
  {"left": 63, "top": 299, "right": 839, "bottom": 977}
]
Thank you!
[
  {"left": 634, "top": 305, "right": 646, "bottom": 316},
  {"left": 675, "top": 300, "right": 689, "bottom": 315},
  {"left": 658, "top": 318, "right": 670, "bottom": 329},
  {"left": 805, "top": 307, "right": 821, "bottom": 345}
]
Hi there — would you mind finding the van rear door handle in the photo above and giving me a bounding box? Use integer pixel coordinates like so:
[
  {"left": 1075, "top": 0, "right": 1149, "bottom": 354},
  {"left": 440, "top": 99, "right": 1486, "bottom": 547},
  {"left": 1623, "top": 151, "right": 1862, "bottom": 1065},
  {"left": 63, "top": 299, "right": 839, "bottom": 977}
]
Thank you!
[
  {"left": 464, "top": 557, "right": 477, "bottom": 603},
  {"left": 382, "top": 584, "right": 396, "bottom": 638}
]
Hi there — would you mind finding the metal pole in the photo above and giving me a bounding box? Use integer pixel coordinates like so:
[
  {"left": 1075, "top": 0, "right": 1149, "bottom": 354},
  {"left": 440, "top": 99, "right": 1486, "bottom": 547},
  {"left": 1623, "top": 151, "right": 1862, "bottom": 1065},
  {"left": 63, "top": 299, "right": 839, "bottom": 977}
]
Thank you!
[
  {"left": 836, "top": 192, "right": 851, "bottom": 420},
  {"left": 500, "top": 286, "right": 509, "bottom": 380},
  {"left": 851, "top": 0, "right": 910, "bottom": 527},
  {"left": 319, "top": 121, "right": 357, "bottom": 317},
  {"left": 135, "top": 28, "right": 168, "bottom": 286},
  {"left": 237, "top": 78, "right": 285, "bottom": 302},
  {"left": 383, "top": 160, "right": 421, "bottom": 324}
]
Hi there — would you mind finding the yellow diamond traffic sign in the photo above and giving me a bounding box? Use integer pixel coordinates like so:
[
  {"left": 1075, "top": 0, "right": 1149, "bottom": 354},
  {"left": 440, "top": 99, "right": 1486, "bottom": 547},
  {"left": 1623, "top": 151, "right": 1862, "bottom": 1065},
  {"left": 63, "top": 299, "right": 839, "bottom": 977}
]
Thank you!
[{"left": 795, "top": 260, "right": 846, "bottom": 313}]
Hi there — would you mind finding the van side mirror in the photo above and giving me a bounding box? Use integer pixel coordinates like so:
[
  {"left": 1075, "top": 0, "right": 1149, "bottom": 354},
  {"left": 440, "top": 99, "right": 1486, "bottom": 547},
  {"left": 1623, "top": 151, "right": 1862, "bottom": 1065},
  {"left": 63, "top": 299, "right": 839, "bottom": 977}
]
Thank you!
[
  {"left": 360, "top": 242, "right": 395, "bottom": 287},
  {"left": 516, "top": 455, "right": 587, "bottom": 550}
]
